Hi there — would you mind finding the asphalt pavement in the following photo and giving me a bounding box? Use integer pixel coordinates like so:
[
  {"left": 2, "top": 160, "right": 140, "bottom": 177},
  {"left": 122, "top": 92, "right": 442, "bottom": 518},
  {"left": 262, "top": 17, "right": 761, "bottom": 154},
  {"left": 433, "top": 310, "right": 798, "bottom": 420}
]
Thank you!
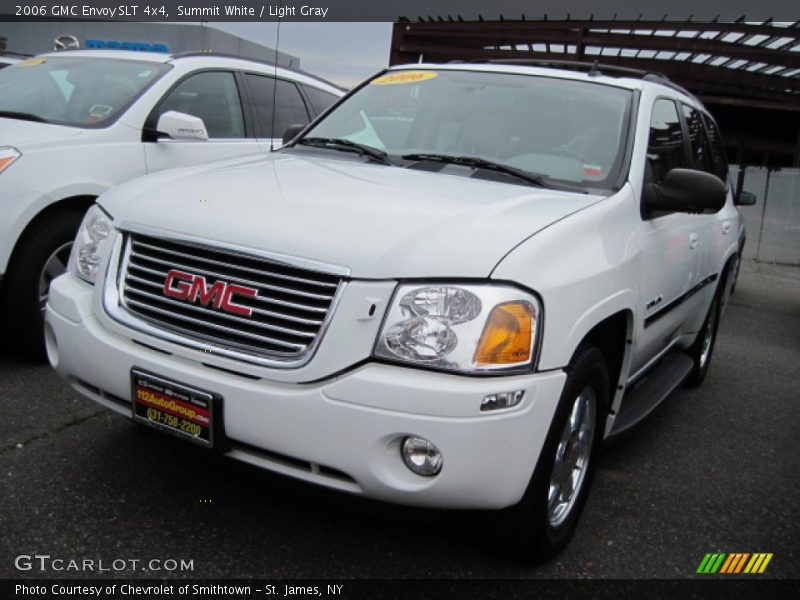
[{"left": 1, "top": 261, "right": 798, "bottom": 579}]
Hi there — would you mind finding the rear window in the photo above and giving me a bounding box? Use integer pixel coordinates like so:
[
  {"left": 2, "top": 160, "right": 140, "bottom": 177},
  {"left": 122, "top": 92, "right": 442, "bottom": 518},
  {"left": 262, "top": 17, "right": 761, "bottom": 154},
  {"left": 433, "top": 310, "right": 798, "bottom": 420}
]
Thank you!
[{"left": 302, "top": 85, "right": 339, "bottom": 115}]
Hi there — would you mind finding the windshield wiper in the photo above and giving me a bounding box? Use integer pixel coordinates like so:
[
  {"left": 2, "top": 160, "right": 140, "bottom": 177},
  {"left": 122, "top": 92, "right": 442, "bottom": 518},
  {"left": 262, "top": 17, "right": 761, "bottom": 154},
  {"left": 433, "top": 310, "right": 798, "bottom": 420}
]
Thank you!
[
  {"left": 402, "top": 153, "right": 587, "bottom": 193},
  {"left": 0, "top": 110, "right": 49, "bottom": 123},
  {"left": 296, "top": 137, "right": 392, "bottom": 165}
]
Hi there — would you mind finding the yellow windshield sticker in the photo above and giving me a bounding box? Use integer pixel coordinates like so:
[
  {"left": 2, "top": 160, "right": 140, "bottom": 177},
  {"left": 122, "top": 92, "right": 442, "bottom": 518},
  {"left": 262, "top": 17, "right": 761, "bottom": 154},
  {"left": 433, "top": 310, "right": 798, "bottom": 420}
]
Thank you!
[
  {"left": 371, "top": 71, "right": 438, "bottom": 85},
  {"left": 15, "top": 58, "right": 46, "bottom": 67}
]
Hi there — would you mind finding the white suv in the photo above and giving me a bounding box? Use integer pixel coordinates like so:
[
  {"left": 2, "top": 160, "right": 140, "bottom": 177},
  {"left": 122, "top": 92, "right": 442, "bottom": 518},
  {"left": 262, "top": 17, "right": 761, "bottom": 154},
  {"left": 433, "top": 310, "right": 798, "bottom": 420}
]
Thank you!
[
  {"left": 46, "top": 62, "right": 749, "bottom": 561},
  {"left": 0, "top": 49, "right": 341, "bottom": 356}
]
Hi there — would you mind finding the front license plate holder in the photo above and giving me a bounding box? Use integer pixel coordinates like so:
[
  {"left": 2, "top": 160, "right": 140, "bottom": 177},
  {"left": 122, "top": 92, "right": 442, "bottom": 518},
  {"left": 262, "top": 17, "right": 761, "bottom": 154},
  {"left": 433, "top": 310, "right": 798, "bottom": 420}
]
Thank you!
[{"left": 131, "top": 368, "right": 221, "bottom": 449}]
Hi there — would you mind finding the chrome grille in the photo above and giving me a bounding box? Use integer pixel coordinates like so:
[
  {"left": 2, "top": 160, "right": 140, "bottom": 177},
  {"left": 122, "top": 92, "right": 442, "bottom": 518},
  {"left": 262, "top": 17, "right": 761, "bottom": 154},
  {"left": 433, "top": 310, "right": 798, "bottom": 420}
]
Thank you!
[{"left": 119, "top": 233, "right": 342, "bottom": 360}]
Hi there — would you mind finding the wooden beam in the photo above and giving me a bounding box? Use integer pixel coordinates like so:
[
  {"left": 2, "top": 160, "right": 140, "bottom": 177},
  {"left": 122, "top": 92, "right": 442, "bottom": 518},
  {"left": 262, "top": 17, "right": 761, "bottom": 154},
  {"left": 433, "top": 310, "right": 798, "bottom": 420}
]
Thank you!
[
  {"left": 397, "top": 20, "right": 800, "bottom": 40},
  {"left": 700, "top": 95, "right": 800, "bottom": 112}
]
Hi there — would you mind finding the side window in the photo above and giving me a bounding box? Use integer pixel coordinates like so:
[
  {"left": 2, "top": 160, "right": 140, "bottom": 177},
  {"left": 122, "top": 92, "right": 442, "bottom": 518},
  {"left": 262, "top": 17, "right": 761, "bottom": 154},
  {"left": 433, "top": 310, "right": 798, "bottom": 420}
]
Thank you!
[
  {"left": 647, "top": 99, "right": 687, "bottom": 184},
  {"left": 245, "top": 74, "right": 311, "bottom": 138},
  {"left": 302, "top": 85, "right": 339, "bottom": 115},
  {"left": 682, "top": 104, "right": 712, "bottom": 173},
  {"left": 700, "top": 113, "right": 729, "bottom": 182},
  {"left": 156, "top": 71, "right": 245, "bottom": 139}
]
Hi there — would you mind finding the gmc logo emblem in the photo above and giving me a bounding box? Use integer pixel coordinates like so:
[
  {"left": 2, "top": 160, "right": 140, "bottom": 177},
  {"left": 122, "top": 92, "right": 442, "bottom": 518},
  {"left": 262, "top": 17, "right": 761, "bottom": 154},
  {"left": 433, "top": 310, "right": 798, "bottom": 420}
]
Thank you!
[{"left": 162, "top": 270, "right": 257, "bottom": 317}]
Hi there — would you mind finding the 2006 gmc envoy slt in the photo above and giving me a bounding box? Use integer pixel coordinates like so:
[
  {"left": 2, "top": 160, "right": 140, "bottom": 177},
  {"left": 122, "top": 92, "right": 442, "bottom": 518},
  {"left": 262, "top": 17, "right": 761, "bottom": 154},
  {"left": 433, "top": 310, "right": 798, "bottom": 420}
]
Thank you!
[{"left": 45, "top": 62, "right": 754, "bottom": 562}]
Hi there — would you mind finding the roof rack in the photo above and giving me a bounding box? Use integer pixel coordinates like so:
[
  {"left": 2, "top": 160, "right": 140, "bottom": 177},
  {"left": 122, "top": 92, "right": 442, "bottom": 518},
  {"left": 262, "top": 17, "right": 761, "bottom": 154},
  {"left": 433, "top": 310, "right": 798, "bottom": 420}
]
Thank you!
[{"left": 460, "top": 58, "right": 697, "bottom": 99}]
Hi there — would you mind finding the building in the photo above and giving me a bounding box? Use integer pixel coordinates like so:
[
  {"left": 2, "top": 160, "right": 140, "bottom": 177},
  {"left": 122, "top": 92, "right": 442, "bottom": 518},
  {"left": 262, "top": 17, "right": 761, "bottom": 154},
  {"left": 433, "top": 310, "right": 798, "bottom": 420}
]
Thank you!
[{"left": 0, "top": 21, "right": 299, "bottom": 68}]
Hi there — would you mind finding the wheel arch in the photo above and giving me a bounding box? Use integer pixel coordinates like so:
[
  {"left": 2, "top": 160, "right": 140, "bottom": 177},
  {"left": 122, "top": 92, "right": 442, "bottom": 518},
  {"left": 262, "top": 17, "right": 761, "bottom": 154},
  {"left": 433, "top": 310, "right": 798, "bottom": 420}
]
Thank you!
[
  {"left": 5, "top": 195, "right": 96, "bottom": 271},
  {"left": 570, "top": 308, "right": 634, "bottom": 421}
]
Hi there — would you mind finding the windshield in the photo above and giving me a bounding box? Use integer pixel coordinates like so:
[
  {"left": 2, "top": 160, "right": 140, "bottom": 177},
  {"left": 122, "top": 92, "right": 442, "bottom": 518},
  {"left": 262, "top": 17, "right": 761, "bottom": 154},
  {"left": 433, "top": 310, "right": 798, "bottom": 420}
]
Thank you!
[
  {"left": 0, "top": 57, "right": 170, "bottom": 127},
  {"left": 303, "top": 69, "right": 633, "bottom": 189}
]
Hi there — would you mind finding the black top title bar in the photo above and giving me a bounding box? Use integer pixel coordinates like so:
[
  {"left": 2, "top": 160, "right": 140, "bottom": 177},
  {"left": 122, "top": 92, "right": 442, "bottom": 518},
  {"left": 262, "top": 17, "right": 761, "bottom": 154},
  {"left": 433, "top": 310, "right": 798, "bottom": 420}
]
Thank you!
[{"left": 2, "top": 0, "right": 799, "bottom": 22}]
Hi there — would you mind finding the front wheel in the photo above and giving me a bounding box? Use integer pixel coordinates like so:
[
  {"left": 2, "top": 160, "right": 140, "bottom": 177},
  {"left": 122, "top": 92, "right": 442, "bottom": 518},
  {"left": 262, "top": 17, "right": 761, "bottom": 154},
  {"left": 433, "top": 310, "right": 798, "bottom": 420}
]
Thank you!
[
  {"left": 685, "top": 293, "right": 720, "bottom": 388},
  {"left": 0, "top": 210, "right": 84, "bottom": 360},
  {"left": 480, "top": 345, "right": 609, "bottom": 563}
]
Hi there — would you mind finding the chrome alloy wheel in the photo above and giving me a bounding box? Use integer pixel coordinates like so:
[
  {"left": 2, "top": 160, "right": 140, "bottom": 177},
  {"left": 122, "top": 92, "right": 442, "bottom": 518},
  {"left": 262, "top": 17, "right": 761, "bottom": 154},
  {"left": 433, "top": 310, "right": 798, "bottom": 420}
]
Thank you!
[
  {"left": 547, "top": 386, "right": 596, "bottom": 528},
  {"left": 699, "top": 299, "right": 718, "bottom": 369},
  {"left": 38, "top": 242, "right": 72, "bottom": 313}
]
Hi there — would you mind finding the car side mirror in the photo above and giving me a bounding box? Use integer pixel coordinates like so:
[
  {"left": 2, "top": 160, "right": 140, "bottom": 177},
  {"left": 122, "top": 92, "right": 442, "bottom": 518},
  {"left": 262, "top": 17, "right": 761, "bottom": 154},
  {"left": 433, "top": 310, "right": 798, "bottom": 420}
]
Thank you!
[
  {"left": 155, "top": 111, "right": 209, "bottom": 141},
  {"left": 735, "top": 191, "right": 757, "bottom": 206},
  {"left": 644, "top": 168, "right": 727, "bottom": 214},
  {"left": 282, "top": 124, "right": 307, "bottom": 145}
]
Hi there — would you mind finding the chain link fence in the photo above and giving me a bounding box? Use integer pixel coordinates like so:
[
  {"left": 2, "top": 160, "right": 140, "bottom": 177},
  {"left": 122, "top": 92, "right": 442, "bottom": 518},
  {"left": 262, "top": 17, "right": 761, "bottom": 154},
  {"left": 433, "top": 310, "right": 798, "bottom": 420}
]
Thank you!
[{"left": 730, "top": 165, "right": 800, "bottom": 266}]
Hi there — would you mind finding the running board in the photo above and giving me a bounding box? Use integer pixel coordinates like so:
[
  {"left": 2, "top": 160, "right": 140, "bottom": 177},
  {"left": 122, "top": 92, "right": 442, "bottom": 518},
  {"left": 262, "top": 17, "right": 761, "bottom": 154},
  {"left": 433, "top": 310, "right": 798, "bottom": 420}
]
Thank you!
[{"left": 609, "top": 353, "right": 694, "bottom": 437}]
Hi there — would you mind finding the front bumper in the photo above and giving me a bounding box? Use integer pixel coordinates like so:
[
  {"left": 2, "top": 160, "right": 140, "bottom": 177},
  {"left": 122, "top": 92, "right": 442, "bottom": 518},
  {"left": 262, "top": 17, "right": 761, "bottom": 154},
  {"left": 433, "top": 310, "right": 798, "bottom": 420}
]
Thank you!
[{"left": 46, "top": 273, "right": 566, "bottom": 509}]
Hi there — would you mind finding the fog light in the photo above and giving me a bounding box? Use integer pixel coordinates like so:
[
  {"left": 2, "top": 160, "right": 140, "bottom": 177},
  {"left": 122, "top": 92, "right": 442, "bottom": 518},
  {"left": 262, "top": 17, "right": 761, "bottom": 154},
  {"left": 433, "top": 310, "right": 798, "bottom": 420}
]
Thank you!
[
  {"left": 401, "top": 436, "right": 443, "bottom": 477},
  {"left": 481, "top": 389, "right": 525, "bottom": 412}
]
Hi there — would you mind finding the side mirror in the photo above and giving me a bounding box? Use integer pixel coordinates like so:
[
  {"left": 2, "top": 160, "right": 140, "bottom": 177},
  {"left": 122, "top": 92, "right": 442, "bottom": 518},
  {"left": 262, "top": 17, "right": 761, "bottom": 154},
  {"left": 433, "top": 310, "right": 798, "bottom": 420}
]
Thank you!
[
  {"left": 282, "top": 124, "right": 307, "bottom": 145},
  {"left": 735, "top": 191, "right": 757, "bottom": 206},
  {"left": 644, "top": 168, "right": 727, "bottom": 214},
  {"left": 155, "top": 111, "right": 208, "bottom": 141}
]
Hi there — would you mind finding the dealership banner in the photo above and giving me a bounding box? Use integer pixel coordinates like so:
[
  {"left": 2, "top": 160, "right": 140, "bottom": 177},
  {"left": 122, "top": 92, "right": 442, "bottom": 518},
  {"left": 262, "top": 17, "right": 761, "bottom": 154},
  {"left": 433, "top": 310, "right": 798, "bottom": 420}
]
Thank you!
[
  {"left": 2, "top": 579, "right": 797, "bottom": 599},
  {"left": 2, "top": 0, "right": 799, "bottom": 21}
]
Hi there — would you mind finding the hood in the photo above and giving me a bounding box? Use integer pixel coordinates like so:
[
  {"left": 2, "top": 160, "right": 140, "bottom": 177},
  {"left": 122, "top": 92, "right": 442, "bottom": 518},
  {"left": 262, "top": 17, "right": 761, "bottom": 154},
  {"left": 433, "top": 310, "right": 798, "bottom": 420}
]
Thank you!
[
  {"left": 100, "top": 152, "right": 602, "bottom": 279},
  {"left": 0, "top": 117, "right": 83, "bottom": 150}
]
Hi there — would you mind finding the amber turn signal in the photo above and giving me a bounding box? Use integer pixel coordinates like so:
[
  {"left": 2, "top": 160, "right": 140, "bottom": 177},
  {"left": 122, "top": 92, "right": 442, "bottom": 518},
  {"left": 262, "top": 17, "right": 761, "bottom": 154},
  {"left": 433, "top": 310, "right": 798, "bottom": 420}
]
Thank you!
[{"left": 473, "top": 301, "right": 534, "bottom": 367}]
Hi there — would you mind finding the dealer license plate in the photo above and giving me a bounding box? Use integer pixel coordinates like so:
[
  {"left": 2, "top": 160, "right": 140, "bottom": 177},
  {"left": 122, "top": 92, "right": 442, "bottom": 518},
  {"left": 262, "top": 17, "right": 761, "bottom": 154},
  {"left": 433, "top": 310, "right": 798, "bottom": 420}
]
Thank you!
[{"left": 131, "top": 369, "right": 218, "bottom": 448}]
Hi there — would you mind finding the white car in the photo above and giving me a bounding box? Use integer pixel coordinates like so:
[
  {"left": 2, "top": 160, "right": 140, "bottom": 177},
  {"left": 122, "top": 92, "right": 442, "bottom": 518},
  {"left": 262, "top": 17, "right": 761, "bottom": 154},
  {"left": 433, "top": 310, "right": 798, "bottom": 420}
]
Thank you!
[
  {"left": 0, "top": 55, "right": 21, "bottom": 69},
  {"left": 0, "top": 49, "right": 342, "bottom": 357},
  {"left": 46, "top": 62, "right": 750, "bottom": 561}
]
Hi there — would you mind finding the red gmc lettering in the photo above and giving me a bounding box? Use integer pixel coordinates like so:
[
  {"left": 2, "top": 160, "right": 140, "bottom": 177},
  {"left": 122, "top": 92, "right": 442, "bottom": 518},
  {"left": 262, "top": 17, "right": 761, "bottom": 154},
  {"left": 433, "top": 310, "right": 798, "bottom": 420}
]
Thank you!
[
  {"left": 220, "top": 284, "right": 258, "bottom": 316},
  {"left": 162, "top": 270, "right": 256, "bottom": 317},
  {"left": 163, "top": 270, "right": 193, "bottom": 299},
  {"left": 190, "top": 277, "right": 225, "bottom": 308}
]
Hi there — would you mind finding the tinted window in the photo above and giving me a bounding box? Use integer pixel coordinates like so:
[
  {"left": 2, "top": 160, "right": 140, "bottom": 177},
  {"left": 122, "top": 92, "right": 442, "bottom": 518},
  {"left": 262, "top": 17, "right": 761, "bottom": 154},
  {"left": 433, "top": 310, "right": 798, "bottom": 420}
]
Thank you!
[
  {"left": 156, "top": 71, "right": 245, "bottom": 139},
  {"left": 0, "top": 57, "right": 168, "bottom": 127},
  {"left": 245, "top": 74, "right": 311, "bottom": 138},
  {"left": 302, "top": 85, "right": 339, "bottom": 115},
  {"left": 682, "top": 104, "right": 712, "bottom": 173},
  {"left": 647, "top": 99, "right": 686, "bottom": 184},
  {"left": 701, "top": 112, "right": 729, "bottom": 181}
]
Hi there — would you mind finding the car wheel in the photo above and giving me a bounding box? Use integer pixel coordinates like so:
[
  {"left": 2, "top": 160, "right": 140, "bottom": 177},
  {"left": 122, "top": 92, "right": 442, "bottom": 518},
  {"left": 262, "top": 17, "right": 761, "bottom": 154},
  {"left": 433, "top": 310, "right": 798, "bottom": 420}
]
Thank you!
[
  {"left": 729, "top": 251, "right": 742, "bottom": 295},
  {"left": 480, "top": 345, "right": 609, "bottom": 563},
  {"left": 685, "top": 292, "right": 721, "bottom": 388},
  {"left": 0, "top": 210, "right": 84, "bottom": 360}
]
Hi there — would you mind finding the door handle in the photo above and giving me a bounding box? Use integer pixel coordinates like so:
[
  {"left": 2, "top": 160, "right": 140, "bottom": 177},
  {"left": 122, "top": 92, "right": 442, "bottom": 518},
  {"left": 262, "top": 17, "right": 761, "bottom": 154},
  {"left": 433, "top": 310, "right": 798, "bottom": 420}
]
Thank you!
[
  {"left": 689, "top": 233, "right": 699, "bottom": 249},
  {"left": 722, "top": 221, "right": 732, "bottom": 235}
]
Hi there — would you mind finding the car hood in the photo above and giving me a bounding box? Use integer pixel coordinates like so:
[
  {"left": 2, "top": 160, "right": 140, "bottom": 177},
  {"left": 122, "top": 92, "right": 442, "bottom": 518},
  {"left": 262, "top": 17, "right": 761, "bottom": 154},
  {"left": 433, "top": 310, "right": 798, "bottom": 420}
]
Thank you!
[
  {"left": 0, "top": 117, "right": 83, "bottom": 149},
  {"left": 100, "top": 152, "right": 603, "bottom": 279}
]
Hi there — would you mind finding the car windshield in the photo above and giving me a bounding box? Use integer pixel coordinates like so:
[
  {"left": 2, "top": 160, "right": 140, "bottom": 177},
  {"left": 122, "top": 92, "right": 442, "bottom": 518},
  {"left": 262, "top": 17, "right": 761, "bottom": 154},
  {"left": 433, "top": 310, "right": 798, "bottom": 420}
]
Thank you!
[
  {"left": 303, "top": 68, "right": 633, "bottom": 189},
  {"left": 0, "top": 56, "right": 170, "bottom": 127}
]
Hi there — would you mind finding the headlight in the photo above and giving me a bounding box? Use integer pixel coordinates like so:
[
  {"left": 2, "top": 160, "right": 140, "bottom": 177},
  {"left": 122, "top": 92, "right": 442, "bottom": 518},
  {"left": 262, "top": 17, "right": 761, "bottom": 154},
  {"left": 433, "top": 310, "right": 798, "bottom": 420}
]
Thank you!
[
  {"left": 68, "top": 204, "right": 113, "bottom": 284},
  {"left": 0, "top": 147, "right": 21, "bottom": 174},
  {"left": 374, "top": 283, "right": 541, "bottom": 374}
]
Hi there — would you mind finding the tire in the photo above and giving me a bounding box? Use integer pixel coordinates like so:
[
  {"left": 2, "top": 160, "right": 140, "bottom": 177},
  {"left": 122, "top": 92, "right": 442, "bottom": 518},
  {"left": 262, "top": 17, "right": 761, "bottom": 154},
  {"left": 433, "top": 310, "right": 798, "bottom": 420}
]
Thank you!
[
  {"left": 479, "top": 345, "right": 609, "bottom": 563},
  {"left": 729, "top": 251, "right": 742, "bottom": 295},
  {"left": 685, "top": 291, "right": 721, "bottom": 388},
  {"left": 0, "top": 210, "right": 84, "bottom": 360}
]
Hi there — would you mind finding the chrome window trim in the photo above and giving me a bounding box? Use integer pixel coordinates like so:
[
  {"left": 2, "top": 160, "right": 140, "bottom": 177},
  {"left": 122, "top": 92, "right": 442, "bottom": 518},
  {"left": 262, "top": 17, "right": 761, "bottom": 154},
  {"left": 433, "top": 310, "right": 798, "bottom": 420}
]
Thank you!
[{"left": 102, "top": 225, "right": 348, "bottom": 369}]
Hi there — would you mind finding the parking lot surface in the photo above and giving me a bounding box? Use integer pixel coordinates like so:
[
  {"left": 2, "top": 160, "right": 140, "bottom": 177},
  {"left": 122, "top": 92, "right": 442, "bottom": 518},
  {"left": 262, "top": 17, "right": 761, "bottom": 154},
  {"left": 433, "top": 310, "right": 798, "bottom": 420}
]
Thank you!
[{"left": 1, "top": 261, "right": 798, "bottom": 579}]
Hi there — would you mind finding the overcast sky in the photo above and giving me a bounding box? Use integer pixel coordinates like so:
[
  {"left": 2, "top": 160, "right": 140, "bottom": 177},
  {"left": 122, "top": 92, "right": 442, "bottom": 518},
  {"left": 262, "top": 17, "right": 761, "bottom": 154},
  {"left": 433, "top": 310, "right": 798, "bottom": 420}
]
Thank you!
[{"left": 213, "top": 22, "right": 394, "bottom": 88}]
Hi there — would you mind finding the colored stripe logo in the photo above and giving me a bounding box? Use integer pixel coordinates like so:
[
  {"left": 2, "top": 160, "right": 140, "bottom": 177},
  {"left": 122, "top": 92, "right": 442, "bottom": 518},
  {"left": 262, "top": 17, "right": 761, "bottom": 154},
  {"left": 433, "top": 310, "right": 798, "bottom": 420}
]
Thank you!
[{"left": 697, "top": 552, "right": 773, "bottom": 574}]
